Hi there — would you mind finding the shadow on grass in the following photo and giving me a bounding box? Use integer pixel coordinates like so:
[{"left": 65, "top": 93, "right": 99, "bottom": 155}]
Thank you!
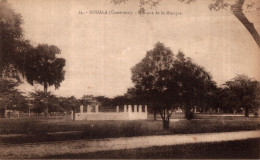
[{"left": 44, "top": 139, "right": 260, "bottom": 159}]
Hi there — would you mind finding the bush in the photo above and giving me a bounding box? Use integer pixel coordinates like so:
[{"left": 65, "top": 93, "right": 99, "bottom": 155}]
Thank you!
[{"left": 185, "top": 111, "right": 194, "bottom": 120}]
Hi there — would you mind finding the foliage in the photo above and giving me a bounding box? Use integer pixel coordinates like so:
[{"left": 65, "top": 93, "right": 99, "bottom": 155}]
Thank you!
[
  {"left": 24, "top": 44, "right": 66, "bottom": 92},
  {"left": 29, "top": 90, "right": 61, "bottom": 116},
  {"left": 217, "top": 87, "right": 238, "bottom": 113},
  {"left": 59, "top": 96, "right": 80, "bottom": 120},
  {"left": 111, "top": 95, "right": 130, "bottom": 106},
  {"left": 131, "top": 42, "right": 216, "bottom": 128},
  {"left": 1, "top": 0, "right": 66, "bottom": 98},
  {"left": 95, "top": 96, "right": 112, "bottom": 107},
  {"left": 131, "top": 42, "right": 175, "bottom": 129},
  {"left": 0, "top": 0, "right": 34, "bottom": 79},
  {"left": 172, "top": 52, "right": 217, "bottom": 117},
  {"left": 60, "top": 96, "right": 80, "bottom": 111},
  {"left": 0, "top": 1, "right": 66, "bottom": 89},
  {"left": 223, "top": 75, "right": 260, "bottom": 117},
  {"left": 0, "top": 78, "right": 28, "bottom": 117},
  {"left": 0, "top": 0, "right": 24, "bottom": 75}
]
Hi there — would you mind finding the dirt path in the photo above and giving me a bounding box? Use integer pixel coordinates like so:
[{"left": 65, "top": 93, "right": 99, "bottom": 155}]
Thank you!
[{"left": 1, "top": 130, "right": 260, "bottom": 158}]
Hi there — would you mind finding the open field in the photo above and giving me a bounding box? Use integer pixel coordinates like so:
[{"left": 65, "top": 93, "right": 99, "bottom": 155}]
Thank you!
[
  {"left": 0, "top": 115, "right": 259, "bottom": 144},
  {"left": 44, "top": 138, "right": 260, "bottom": 159}
]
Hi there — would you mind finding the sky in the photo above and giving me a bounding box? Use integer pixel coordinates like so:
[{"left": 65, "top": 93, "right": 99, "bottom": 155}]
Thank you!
[{"left": 8, "top": 0, "right": 260, "bottom": 98}]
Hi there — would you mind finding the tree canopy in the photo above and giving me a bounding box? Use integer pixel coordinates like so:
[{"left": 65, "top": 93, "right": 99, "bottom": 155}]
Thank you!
[
  {"left": 1, "top": 1, "right": 66, "bottom": 93},
  {"left": 0, "top": 78, "right": 27, "bottom": 117},
  {"left": 59, "top": 96, "right": 80, "bottom": 120},
  {"left": 29, "top": 90, "right": 64, "bottom": 116},
  {"left": 223, "top": 75, "right": 260, "bottom": 117},
  {"left": 0, "top": 0, "right": 25, "bottom": 76},
  {"left": 172, "top": 52, "right": 217, "bottom": 117},
  {"left": 24, "top": 44, "right": 66, "bottom": 92},
  {"left": 131, "top": 42, "right": 216, "bottom": 128}
]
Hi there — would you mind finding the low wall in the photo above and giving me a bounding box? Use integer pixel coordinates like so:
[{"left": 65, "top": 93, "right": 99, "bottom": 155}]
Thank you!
[
  {"left": 128, "top": 112, "right": 147, "bottom": 120},
  {"left": 72, "top": 105, "right": 148, "bottom": 120},
  {"left": 75, "top": 112, "right": 148, "bottom": 120},
  {"left": 75, "top": 112, "right": 128, "bottom": 120}
]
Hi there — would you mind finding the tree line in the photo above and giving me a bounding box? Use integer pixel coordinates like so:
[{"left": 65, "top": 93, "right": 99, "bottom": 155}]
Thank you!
[{"left": 126, "top": 42, "right": 260, "bottom": 129}]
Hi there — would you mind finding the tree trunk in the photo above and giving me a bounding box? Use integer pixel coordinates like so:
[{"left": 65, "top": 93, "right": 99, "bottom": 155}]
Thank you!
[
  {"left": 231, "top": 0, "right": 260, "bottom": 48},
  {"left": 162, "top": 119, "right": 169, "bottom": 129},
  {"left": 0, "top": 66, "right": 2, "bottom": 78},
  {"left": 0, "top": 108, "right": 5, "bottom": 118},
  {"left": 245, "top": 107, "right": 249, "bottom": 117},
  {"left": 153, "top": 108, "right": 157, "bottom": 120},
  {"left": 44, "top": 107, "right": 49, "bottom": 117},
  {"left": 185, "top": 105, "right": 194, "bottom": 120},
  {"left": 73, "top": 109, "right": 76, "bottom": 121},
  {"left": 44, "top": 81, "right": 48, "bottom": 92},
  {"left": 43, "top": 81, "right": 48, "bottom": 117},
  {"left": 28, "top": 105, "right": 30, "bottom": 117},
  {"left": 160, "top": 108, "right": 170, "bottom": 129},
  {"left": 0, "top": 41, "right": 3, "bottom": 78}
]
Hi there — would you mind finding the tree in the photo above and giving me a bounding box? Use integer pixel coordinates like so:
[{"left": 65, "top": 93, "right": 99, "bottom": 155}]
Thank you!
[
  {"left": 24, "top": 44, "right": 66, "bottom": 92},
  {"left": 47, "top": 94, "right": 63, "bottom": 113},
  {"left": 111, "top": 96, "right": 130, "bottom": 107},
  {"left": 60, "top": 96, "right": 79, "bottom": 120},
  {"left": 1, "top": 1, "right": 66, "bottom": 117},
  {"left": 131, "top": 42, "right": 176, "bottom": 129},
  {"left": 112, "top": 0, "right": 260, "bottom": 48},
  {"left": 0, "top": 78, "right": 28, "bottom": 117},
  {"left": 173, "top": 52, "right": 217, "bottom": 119},
  {"left": 95, "top": 96, "right": 112, "bottom": 107},
  {"left": 223, "top": 75, "right": 260, "bottom": 117},
  {"left": 131, "top": 42, "right": 217, "bottom": 129},
  {"left": 216, "top": 87, "right": 238, "bottom": 113},
  {"left": 29, "top": 90, "right": 54, "bottom": 117},
  {"left": 29, "top": 90, "right": 62, "bottom": 117},
  {"left": 0, "top": 0, "right": 27, "bottom": 77}
]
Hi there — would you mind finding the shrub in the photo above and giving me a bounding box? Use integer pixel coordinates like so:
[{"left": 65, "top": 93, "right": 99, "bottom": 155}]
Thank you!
[{"left": 185, "top": 111, "right": 194, "bottom": 120}]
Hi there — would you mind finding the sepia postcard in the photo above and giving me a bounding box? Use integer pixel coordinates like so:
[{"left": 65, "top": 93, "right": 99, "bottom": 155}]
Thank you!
[{"left": 0, "top": 0, "right": 260, "bottom": 159}]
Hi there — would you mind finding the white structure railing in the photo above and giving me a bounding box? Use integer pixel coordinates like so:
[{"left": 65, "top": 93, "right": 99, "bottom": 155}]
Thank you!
[{"left": 71, "top": 105, "right": 148, "bottom": 120}]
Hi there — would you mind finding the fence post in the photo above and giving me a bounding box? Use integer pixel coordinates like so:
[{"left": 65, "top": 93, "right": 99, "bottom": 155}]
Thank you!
[
  {"left": 138, "top": 105, "right": 142, "bottom": 113},
  {"left": 145, "top": 105, "right": 148, "bottom": 118},
  {"left": 80, "top": 105, "right": 83, "bottom": 113},
  {"left": 134, "top": 105, "right": 137, "bottom": 112},
  {"left": 95, "top": 105, "right": 99, "bottom": 113},
  {"left": 128, "top": 105, "right": 132, "bottom": 113}
]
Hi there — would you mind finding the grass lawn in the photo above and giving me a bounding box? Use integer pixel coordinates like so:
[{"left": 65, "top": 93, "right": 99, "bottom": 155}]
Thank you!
[
  {"left": 43, "top": 138, "right": 260, "bottom": 159},
  {"left": 0, "top": 115, "right": 259, "bottom": 144}
]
